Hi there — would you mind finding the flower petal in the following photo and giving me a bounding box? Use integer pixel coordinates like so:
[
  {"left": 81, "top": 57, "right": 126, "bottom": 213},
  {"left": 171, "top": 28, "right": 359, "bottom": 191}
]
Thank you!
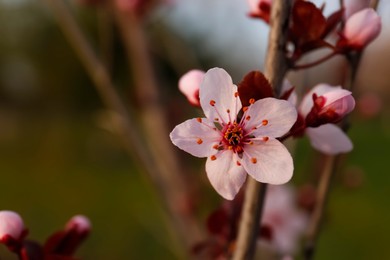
[
  {"left": 344, "top": 0, "right": 370, "bottom": 19},
  {"left": 281, "top": 79, "right": 298, "bottom": 106},
  {"left": 244, "top": 98, "right": 297, "bottom": 138},
  {"left": 343, "top": 8, "right": 381, "bottom": 49},
  {"left": 200, "top": 68, "right": 242, "bottom": 124},
  {"left": 300, "top": 84, "right": 329, "bottom": 116},
  {"left": 206, "top": 151, "right": 247, "bottom": 200},
  {"left": 300, "top": 84, "right": 352, "bottom": 116},
  {"left": 241, "top": 139, "right": 294, "bottom": 185},
  {"left": 178, "top": 69, "right": 204, "bottom": 106},
  {"left": 170, "top": 118, "right": 221, "bottom": 158},
  {"left": 306, "top": 124, "right": 353, "bottom": 154}
]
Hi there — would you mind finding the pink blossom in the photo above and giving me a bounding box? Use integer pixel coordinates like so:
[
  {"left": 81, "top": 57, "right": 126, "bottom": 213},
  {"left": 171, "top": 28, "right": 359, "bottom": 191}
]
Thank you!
[
  {"left": 247, "top": 0, "right": 272, "bottom": 22},
  {"left": 0, "top": 211, "right": 25, "bottom": 242},
  {"left": 302, "top": 84, "right": 355, "bottom": 127},
  {"left": 65, "top": 215, "right": 91, "bottom": 234},
  {"left": 261, "top": 185, "right": 307, "bottom": 254},
  {"left": 170, "top": 68, "right": 297, "bottom": 200},
  {"left": 178, "top": 70, "right": 205, "bottom": 107},
  {"left": 339, "top": 8, "right": 381, "bottom": 50},
  {"left": 299, "top": 84, "right": 355, "bottom": 154},
  {"left": 344, "top": 0, "right": 371, "bottom": 19}
]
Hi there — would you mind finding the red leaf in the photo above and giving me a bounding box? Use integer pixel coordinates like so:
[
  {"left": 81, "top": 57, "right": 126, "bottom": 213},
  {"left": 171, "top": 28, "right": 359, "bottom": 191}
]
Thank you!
[
  {"left": 290, "top": 1, "right": 327, "bottom": 47},
  {"left": 322, "top": 8, "right": 345, "bottom": 38},
  {"left": 238, "top": 71, "right": 273, "bottom": 107}
]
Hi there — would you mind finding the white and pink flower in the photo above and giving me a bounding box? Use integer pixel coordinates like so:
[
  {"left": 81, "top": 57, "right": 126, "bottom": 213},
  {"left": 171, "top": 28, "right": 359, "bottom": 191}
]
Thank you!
[
  {"left": 178, "top": 69, "right": 205, "bottom": 107},
  {"left": 338, "top": 8, "right": 381, "bottom": 50},
  {"left": 299, "top": 84, "right": 355, "bottom": 154},
  {"left": 261, "top": 185, "right": 307, "bottom": 254},
  {"left": 170, "top": 68, "right": 297, "bottom": 200}
]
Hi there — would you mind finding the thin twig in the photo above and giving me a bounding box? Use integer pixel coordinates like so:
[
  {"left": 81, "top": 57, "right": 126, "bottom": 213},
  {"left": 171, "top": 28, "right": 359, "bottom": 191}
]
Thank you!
[
  {"left": 303, "top": 155, "right": 337, "bottom": 260},
  {"left": 97, "top": 4, "right": 114, "bottom": 73},
  {"left": 293, "top": 51, "right": 338, "bottom": 71},
  {"left": 232, "top": 1, "right": 292, "bottom": 259},
  {"left": 110, "top": 6, "right": 203, "bottom": 248},
  {"left": 303, "top": 3, "right": 381, "bottom": 258},
  {"left": 43, "top": 0, "right": 194, "bottom": 257}
]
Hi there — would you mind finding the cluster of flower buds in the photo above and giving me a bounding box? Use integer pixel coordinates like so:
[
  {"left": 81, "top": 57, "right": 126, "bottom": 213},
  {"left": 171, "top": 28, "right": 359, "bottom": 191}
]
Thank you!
[
  {"left": 192, "top": 185, "right": 307, "bottom": 258},
  {"left": 248, "top": 0, "right": 381, "bottom": 67},
  {"left": 0, "top": 210, "right": 90, "bottom": 260}
]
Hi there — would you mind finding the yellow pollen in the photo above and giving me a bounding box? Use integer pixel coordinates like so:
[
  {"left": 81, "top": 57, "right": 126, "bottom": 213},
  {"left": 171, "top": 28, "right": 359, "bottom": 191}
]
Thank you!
[
  {"left": 196, "top": 138, "right": 203, "bottom": 144},
  {"left": 242, "top": 106, "right": 249, "bottom": 112},
  {"left": 262, "top": 119, "right": 269, "bottom": 126},
  {"left": 249, "top": 98, "right": 255, "bottom": 104},
  {"left": 196, "top": 117, "right": 202, "bottom": 123},
  {"left": 236, "top": 146, "right": 243, "bottom": 153},
  {"left": 251, "top": 158, "right": 257, "bottom": 164},
  {"left": 210, "top": 100, "right": 216, "bottom": 106},
  {"left": 249, "top": 141, "right": 254, "bottom": 145},
  {"left": 234, "top": 92, "right": 239, "bottom": 97},
  {"left": 212, "top": 144, "right": 219, "bottom": 149},
  {"left": 211, "top": 155, "right": 217, "bottom": 161}
]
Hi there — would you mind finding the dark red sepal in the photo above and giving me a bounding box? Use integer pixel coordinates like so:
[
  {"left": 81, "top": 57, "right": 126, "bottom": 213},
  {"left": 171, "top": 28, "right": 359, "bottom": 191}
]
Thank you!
[{"left": 238, "top": 71, "right": 273, "bottom": 107}]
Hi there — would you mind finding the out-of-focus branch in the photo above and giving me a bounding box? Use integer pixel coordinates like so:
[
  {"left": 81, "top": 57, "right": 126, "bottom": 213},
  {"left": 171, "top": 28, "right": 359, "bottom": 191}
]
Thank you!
[
  {"left": 110, "top": 4, "right": 203, "bottom": 248},
  {"left": 97, "top": 4, "right": 114, "bottom": 73},
  {"left": 303, "top": 155, "right": 337, "bottom": 260},
  {"left": 303, "top": 3, "right": 381, "bottom": 259},
  {"left": 232, "top": 1, "right": 292, "bottom": 259},
  {"left": 43, "top": 0, "right": 199, "bottom": 257}
]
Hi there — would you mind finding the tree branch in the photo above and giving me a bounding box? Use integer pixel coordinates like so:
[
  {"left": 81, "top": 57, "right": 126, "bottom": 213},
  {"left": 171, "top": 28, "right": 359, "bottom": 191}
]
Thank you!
[{"left": 232, "top": 1, "right": 292, "bottom": 259}]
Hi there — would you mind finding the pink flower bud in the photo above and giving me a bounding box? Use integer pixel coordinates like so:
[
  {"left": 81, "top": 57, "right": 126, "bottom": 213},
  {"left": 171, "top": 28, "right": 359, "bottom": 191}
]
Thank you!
[
  {"left": 0, "top": 211, "right": 25, "bottom": 242},
  {"left": 301, "top": 84, "right": 355, "bottom": 127},
  {"left": 344, "top": 0, "right": 370, "bottom": 19},
  {"left": 178, "top": 70, "right": 204, "bottom": 107},
  {"left": 339, "top": 8, "right": 381, "bottom": 51},
  {"left": 247, "top": 0, "right": 272, "bottom": 22},
  {"left": 65, "top": 215, "right": 91, "bottom": 234},
  {"left": 44, "top": 215, "right": 91, "bottom": 256}
]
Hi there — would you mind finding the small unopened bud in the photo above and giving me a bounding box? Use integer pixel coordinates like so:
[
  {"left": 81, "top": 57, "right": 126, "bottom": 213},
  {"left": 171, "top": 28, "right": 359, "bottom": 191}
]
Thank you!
[
  {"left": 65, "top": 215, "right": 91, "bottom": 234},
  {"left": 304, "top": 85, "right": 355, "bottom": 127},
  {"left": 44, "top": 215, "right": 91, "bottom": 256},
  {"left": 338, "top": 8, "right": 381, "bottom": 51},
  {"left": 247, "top": 0, "right": 272, "bottom": 22},
  {"left": 0, "top": 211, "right": 25, "bottom": 242},
  {"left": 178, "top": 70, "right": 204, "bottom": 107},
  {"left": 344, "top": 0, "right": 370, "bottom": 19}
]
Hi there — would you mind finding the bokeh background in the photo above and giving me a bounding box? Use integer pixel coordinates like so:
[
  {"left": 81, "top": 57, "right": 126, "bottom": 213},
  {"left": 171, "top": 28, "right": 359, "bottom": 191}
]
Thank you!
[{"left": 0, "top": 0, "right": 389, "bottom": 259}]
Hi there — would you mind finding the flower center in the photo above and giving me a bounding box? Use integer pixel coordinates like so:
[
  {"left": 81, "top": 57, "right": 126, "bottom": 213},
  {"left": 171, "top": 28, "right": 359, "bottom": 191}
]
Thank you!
[{"left": 223, "top": 123, "right": 245, "bottom": 153}]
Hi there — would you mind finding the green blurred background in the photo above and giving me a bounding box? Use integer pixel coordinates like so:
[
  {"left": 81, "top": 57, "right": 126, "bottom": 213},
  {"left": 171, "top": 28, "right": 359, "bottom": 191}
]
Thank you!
[{"left": 0, "top": 0, "right": 389, "bottom": 259}]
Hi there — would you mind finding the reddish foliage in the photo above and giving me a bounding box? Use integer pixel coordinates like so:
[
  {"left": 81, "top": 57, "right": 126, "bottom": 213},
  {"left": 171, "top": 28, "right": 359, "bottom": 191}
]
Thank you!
[
  {"left": 238, "top": 71, "right": 273, "bottom": 107},
  {"left": 289, "top": 1, "right": 327, "bottom": 56}
]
